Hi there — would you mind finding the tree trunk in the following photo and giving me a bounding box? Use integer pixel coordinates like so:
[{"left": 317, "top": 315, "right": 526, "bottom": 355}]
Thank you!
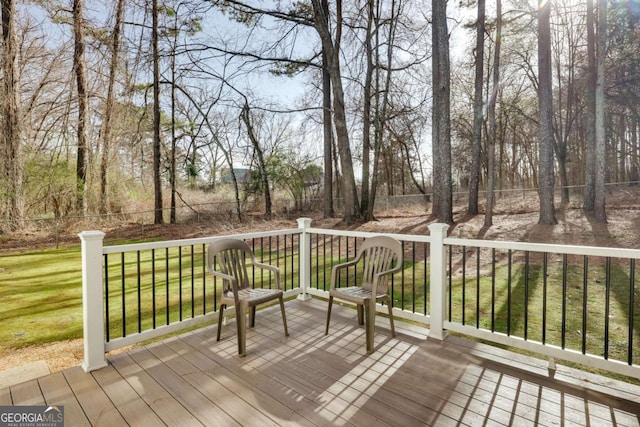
[
  {"left": 431, "top": 0, "right": 453, "bottom": 224},
  {"left": 241, "top": 102, "right": 272, "bottom": 219},
  {"left": 485, "top": 0, "right": 500, "bottom": 228},
  {"left": 170, "top": 12, "right": 178, "bottom": 224},
  {"left": 368, "top": 0, "right": 398, "bottom": 220},
  {"left": 361, "top": 0, "right": 374, "bottom": 219},
  {"left": 312, "top": 0, "right": 360, "bottom": 225},
  {"left": 0, "top": 0, "right": 23, "bottom": 225},
  {"left": 152, "top": 0, "right": 163, "bottom": 224},
  {"left": 100, "top": 0, "right": 124, "bottom": 214},
  {"left": 537, "top": 0, "right": 557, "bottom": 225},
  {"left": 594, "top": 0, "right": 607, "bottom": 222},
  {"left": 73, "top": 0, "right": 88, "bottom": 214},
  {"left": 468, "top": 0, "right": 485, "bottom": 216},
  {"left": 583, "top": 0, "right": 597, "bottom": 211},
  {"left": 321, "top": 0, "right": 334, "bottom": 219}
]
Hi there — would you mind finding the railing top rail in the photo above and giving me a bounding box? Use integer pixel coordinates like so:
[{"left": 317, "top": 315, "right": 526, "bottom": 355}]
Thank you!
[
  {"left": 307, "top": 227, "right": 433, "bottom": 244},
  {"left": 102, "top": 228, "right": 302, "bottom": 254},
  {"left": 446, "top": 236, "right": 640, "bottom": 259}
]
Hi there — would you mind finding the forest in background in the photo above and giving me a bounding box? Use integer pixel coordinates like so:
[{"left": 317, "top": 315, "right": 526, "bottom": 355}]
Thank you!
[{"left": 0, "top": 0, "right": 639, "bottom": 233}]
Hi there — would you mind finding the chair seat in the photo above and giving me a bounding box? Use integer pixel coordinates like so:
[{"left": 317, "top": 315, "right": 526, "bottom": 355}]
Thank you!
[
  {"left": 222, "top": 288, "right": 284, "bottom": 306},
  {"left": 329, "top": 286, "right": 387, "bottom": 304}
]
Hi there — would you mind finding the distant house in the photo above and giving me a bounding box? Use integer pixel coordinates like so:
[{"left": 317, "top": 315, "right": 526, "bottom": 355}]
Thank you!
[{"left": 220, "top": 168, "right": 251, "bottom": 184}]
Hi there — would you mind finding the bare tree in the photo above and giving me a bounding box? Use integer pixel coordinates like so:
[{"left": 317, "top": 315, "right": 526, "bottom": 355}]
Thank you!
[
  {"left": 485, "top": 0, "right": 501, "bottom": 228},
  {"left": 320, "top": 0, "right": 334, "bottom": 219},
  {"left": 594, "top": 0, "right": 607, "bottom": 222},
  {"left": 73, "top": 0, "right": 88, "bottom": 213},
  {"left": 431, "top": 0, "right": 453, "bottom": 224},
  {"left": 468, "top": 0, "right": 485, "bottom": 216},
  {"left": 0, "top": 0, "right": 22, "bottom": 224},
  {"left": 240, "top": 101, "right": 273, "bottom": 219},
  {"left": 152, "top": 0, "right": 163, "bottom": 224},
  {"left": 100, "top": 0, "right": 125, "bottom": 214},
  {"left": 311, "top": 0, "right": 360, "bottom": 225},
  {"left": 537, "top": 0, "right": 557, "bottom": 225}
]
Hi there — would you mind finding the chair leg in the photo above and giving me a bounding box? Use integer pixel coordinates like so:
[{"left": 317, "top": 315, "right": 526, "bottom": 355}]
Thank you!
[
  {"left": 236, "top": 304, "right": 247, "bottom": 356},
  {"left": 325, "top": 296, "right": 334, "bottom": 335},
  {"left": 357, "top": 304, "right": 365, "bottom": 325},
  {"left": 386, "top": 297, "right": 396, "bottom": 338},
  {"left": 279, "top": 295, "right": 289, "bottom": 336},
  {"left": 249, "top": 306, "right": 256, "bottom": 328},
  {"left": 365, "top": 299, "right": 375, "bottom": 354},
  {"left": 217, "top": 304, "right": 225, "bottom": 341}
]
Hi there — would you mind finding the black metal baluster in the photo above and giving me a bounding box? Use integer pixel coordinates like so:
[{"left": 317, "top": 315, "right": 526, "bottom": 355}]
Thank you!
[
  {"left": 476, "top": 247, "right": 481, "bottom": 329},
  {"left": 524, "top": 251, "right": 529, "bottom": 340},
  {"left": 191, "top": 245, "right": 195, "bottom": 318},
  {"left": 267, "top": 236, "right": 272, "bottom": 289},
  {"left": 448, "top": 244, "right": 453, "bottom": 322},
  {"left": 491, "top": 248, "right": 496, "bottom": 333},
  {"left": 165, "top": 248, "right": 169, "bottom": 325},
  {"left": 137, "top": 251, "right": 142, "bottom": 333},
  {"left": 179, "top": 246, "right": 183, "bottom": 321},
  {"left": 398, "top": 240, "right": 403, "bottom": 310},
  {"left": 121, "top": 252, "right": 126, "bottom": 338},
  {"left": 582, "top": 255, "right": 588, "bottom": 354},
  {"left": 295, "top": 234, "right": 299, "bottom": 290},
  {"left": 605, "top": 257, "right": 611, "bottom": 360},
  {"left": 462, "top": 246, "right": 467, "bottom": 325},
  {"left": 424, "top": 242, "right": 428, "bottom": 316},
  {"left": 152, "top": 249, "right": 156, "bottom": 329},
  {"left": 412, "top": 241, "right": 416, "bottom": 313},
  {"left": 542, "top": 252, "right": 548, "bottom": 345},
  {"left": 104, "top": 254, "right": 110, "bottom": 342},
  {"left": 629, "top": 259, "right": 635, "bottom": 365},
  {"left": 507, "top": 249, "right": 512, "bottom": 336},
  {"left": 562, "top": 254, "right": 567, "bottom": 349},
  {"left": 202, "top": 244, "right": 207, "bottom": 315}
]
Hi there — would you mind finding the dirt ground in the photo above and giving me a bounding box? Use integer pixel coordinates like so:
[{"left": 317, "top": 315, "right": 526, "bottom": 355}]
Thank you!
[{"left": 2, "top": 188, "right": 639, "bottom": 376}]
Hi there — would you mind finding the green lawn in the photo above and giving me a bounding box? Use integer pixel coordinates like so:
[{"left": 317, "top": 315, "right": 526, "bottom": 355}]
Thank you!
[{"left": 0, "top": 247, "right": 84, "bottom": 348}]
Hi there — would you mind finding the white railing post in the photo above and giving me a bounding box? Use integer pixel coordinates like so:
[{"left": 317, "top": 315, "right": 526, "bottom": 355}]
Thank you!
[
  {"left": 79, "top": 230, "right": 108, "bottom": 372},
  {"left": 429, "top": 223, "right": 450, "bottom": 341},
  {"left": 297, "top": 217, "right": 313, "bottom": 301}
]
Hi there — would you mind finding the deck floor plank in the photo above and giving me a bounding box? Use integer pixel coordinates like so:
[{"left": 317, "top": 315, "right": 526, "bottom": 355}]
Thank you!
[
  {"left": 38, "top": 371, "right": 91, "bottom": 426},
  {"left": 166, "top": 334, "right": 314, "bottom": 427},
  {"left": 63, "top": 366, "right": 127, "bottom": 426},
  {"left": 146, "top": 341, "right": 280, "bottom": 426},
  {"left": 9, "top": 379, "right": 45, "bottom": 405},
  {"left": 127, "top": 346, "right": 240, "bottom": 426},
  {"left": 91, "top": 364, "right": 164, "bottom": 427},
  {"left": 109, "top": 352, "right": 203, "bottom": 426},
  {"left": 1, "top": 298, "right": 639, "bottom": 426},
  {"left": 185, "top": 331, "right": 361, "bottom": 427},
  {"left": 0, "top": 387, "right": 11, "bottom": 405}
]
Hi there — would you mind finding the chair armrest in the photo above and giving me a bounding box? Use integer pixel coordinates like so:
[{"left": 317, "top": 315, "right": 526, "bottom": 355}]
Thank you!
[
  {"left": 330, "top": 258, "right": 360, "bottom": 290},
  {"left": 370, "top": 264, "right": 402, "bottom": 296},
  {"left": 253, "top": 261, "right": 282, "bottom": 290},
  {"left": 208, "top": 269, "right": 239, "bottom": 297}
]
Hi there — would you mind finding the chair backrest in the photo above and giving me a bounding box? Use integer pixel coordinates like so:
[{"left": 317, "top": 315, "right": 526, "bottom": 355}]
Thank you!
[
  {"left": 207, "top": 238, "right": 255, "bottom": 292},
  {"left": 357, "top": 236, "right": 403, "bottom": 293}
]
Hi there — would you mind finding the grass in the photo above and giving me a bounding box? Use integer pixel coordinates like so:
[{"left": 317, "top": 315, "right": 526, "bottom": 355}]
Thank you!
[{"left": 0, "top": 246, "right": 84, "bottom": 348}]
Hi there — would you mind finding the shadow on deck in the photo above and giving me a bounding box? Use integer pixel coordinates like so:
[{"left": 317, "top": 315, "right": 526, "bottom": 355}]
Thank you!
[{"left": 1, "top": 298, "right": 639, "bottom": 426}]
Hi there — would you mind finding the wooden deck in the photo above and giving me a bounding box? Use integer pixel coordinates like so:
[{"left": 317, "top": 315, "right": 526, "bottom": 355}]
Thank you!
[{"left": 1, "top": 297, "right": 639, "bottom": 426}]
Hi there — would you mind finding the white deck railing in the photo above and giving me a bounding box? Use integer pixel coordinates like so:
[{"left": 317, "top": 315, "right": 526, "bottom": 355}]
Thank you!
[{"left": 80, "top": 218, "right": 640, "bottom": 380}]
